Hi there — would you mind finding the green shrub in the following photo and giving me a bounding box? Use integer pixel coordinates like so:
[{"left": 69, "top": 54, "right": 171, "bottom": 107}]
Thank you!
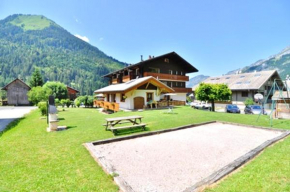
[
  {"left": 60, "top": 99, "right": 66, "bottom": 108},
  {"left": 65, "top": 99, "right": 71, "bottom": 108},
  {"left": 55, "top": 98, "right": 60, "bottom": 106},
  {"left": 244, "top": 98, "right": 255, "bottom": 106},
  {"left": 37, "top": 101, "right": 47, "bottom": 116},
  {"left": 75, "top": 99, "right": 81, "bottom": 108}
]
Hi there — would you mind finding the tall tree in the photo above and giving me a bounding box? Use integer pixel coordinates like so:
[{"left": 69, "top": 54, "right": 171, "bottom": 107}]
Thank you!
[
  {"left": 195, "top": 83, "right": 232, "bottom": 111},
  {"left": 30, "top": 68, "right": 44, "bottom": 87},
  {"left": 43, "top": 81, "right": 68, "bottom": 100}
]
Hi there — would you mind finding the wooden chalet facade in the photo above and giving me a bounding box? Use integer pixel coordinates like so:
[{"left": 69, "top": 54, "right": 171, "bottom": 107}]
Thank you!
[
  {"left": 94, "top": 52, "right": 198, "bottom": 110},
  {"left": 67, "top": 86, "right": 79, "bottom": 100},
  {"left": 1, "top": 78, "right": 31, "bottom": 106}
]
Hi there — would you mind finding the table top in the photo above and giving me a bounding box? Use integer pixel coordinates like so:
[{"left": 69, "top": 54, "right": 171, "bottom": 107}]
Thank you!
[{"left": 105, "top": 115, "right": 143, "bottom": 122}]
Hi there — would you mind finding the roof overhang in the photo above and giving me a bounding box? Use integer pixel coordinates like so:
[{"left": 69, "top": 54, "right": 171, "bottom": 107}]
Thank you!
[{"left": 94, "top": 76, "right": 174, "bottom": 94}]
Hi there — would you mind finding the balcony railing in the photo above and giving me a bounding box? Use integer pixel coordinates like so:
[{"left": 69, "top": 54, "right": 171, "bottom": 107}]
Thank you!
[
  {"left": 144, "top": 72, "right": 189, "bottom": 81},
  {"left": 172, "top": 87, "right": 192, "bottom": 93},
  {"left": 94, "top": 100, "right": 119, "bottom": 112},
  {"left": 112, "top": 78, "right": 118, "bottom": 84},
  {"left": 122, "top": 75, "right": 130, "bottom": 82}
]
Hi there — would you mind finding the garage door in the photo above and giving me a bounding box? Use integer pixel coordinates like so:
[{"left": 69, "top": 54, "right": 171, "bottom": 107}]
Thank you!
[{"left": 134, "top": 97, "right": 144, "bottom": 109}]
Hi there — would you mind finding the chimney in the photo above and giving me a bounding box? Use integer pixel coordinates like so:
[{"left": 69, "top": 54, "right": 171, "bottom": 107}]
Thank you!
[
  {"left": 149, "top": 55, "right": 152, "bottom": 59},
  {"left": 141, "top": 55, "right": 143, "bottom": 61}
]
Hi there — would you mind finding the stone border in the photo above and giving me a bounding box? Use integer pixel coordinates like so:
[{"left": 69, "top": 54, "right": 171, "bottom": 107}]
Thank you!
[{"left": 84, "top": 121, "right": 290, "bottom": 192}]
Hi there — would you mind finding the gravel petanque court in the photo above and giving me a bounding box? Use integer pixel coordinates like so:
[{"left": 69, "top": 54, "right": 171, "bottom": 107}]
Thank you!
[{"left": 88, "top": 122, "right": 287, "bottom": 192}]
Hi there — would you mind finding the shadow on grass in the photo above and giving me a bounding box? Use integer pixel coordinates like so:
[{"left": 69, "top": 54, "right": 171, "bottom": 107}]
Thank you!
[
  {"left": 0, "top": 117, "right": 24, "bottom": 138},
  {"left": 67, "top": 125, "right": 77, "bottom": 129},
  {"left": 113, "top": 127, "right": 149, "bottom": 136},
  {"left": 58, "top": 118, "right": 65, "bottom": 120}
]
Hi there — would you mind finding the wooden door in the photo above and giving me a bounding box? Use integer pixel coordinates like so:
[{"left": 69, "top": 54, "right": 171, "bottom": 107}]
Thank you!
[{"left": 134, "top": 97, "right": 144, "bottom": 109}]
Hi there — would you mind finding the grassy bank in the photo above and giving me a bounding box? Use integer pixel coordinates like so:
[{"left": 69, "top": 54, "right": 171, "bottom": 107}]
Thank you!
[{"left": 0, "top": 106, "right": 289, "bottom": 191}]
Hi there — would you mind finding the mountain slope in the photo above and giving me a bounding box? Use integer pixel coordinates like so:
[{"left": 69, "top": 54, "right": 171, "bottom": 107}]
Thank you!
[
  {"left": 227, "top": 46, "right": 290, "bottom": 79},
  {"left": 0, "top": 14, "right": 126, "bottom": 95},
  {"left": 186, "top": 75, "right": 209, "bottom": 88}
]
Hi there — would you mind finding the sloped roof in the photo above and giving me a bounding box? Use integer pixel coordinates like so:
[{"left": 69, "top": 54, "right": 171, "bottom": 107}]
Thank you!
[
  {"left": 192, "top": 70, "right": 280, "bottom": 91},
  {"left": 1, "top": 78, "right": 31, "bottom": 90},
  {"left": 67, "top": 86, "right": 79, "bottom": 93},
  {"left": 94, "top": 76, "right": 174, "bottom": 94},
  {"left": 272, "top": 91, "right": 290, "bottom": 100},
  {"left": 104, "top": 52, "right": 198, "bottom": 77}
]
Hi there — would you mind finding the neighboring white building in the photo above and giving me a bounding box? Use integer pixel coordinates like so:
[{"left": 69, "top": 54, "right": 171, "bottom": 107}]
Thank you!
[{"left": 193, "top": 70, "right": 283, "bottom": 104}]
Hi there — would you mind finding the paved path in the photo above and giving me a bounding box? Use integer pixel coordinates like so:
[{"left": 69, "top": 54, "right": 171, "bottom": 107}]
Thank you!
[{"left": 0, "top": 107, "right": 36, "bottom": 132}]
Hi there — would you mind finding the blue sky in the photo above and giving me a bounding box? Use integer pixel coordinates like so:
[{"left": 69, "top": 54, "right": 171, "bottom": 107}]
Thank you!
[{"left": 1, "top": 0, "right": 290, "bottom": 78}]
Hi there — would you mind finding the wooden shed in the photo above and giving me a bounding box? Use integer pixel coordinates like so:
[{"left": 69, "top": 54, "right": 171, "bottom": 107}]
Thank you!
[
  {"left": 1, "top": 78, "right": 31, "bottom": 106},
  {"left": 67, "top": 86, "right": 79, "bottom": 100}
]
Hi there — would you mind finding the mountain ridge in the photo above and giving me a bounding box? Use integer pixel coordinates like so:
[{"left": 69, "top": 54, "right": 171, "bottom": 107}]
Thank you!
[{"left": 0, "top": 14, "right": 126, "bottom": 95}]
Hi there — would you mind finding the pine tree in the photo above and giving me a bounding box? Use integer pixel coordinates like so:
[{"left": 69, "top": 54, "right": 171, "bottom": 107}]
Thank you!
[{"left": 30, "top": 68, "right": 44, "bottom": 87}]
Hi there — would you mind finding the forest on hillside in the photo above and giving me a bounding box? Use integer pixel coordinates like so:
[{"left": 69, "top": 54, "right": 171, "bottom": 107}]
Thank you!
[{"left": 0, "top": 14, "right": 126, "bottom": 95}]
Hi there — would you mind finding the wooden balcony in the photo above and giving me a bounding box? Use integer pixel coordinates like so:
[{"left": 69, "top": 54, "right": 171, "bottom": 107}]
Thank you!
[
  {"left": 172, "top": 87, "right": 192, "bottom": 93},
  {"left": 112, "top": 78, "right": 118, "bottom": 84},
  {"left": 122, "top": 75, "right": 130, "bottom": 82},
  {"left": 94, "top": 100, "right": 119, "bottom": 112},
  {"left": 144, "top": 72, "right": 189, "bottom": 81}
]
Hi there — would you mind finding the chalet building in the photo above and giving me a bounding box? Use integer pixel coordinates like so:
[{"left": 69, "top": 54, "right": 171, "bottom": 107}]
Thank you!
[
  {"left": 67, "top": 86, "right": 79, "bottom": 100},
  {"left": 193, "top": 70, "right": 283, "bottom": 104},
  {"left": 1, "top": 78, "right": 31, "bottom": 106},
  {"left": 94, "top": 52, "right": 198, "bottom": 110}
]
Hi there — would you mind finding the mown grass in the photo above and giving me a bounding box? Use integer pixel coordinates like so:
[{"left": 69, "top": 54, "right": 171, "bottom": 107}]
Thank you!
[{"left": 0, "top": 106, "right": 289, "bottom": 191}]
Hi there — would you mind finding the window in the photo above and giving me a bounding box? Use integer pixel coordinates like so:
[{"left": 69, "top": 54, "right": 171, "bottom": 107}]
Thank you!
[
  {"left": 241, "top": 91, "right": 248, "bottom": 97},
  {"left": 226, "top": 77, "right": 230, "bottom": 79},
  {"left": 240, "top": 75, "right": 245, "bottom": 78},
  {"left": 149, "top": 67, "right": 160, "bottom": 73},
  {"left": 146, "top": 92, "right": 154, "bottom": 102},
  {"left": 176, "top": 71, "right": 178, "bottom": 75},
  {"left": 169, "top": 70, "right": 173, "bottom": 75},
  {"left": 164, "top": 58, "right": 170, "bottom": 63},
  {"left": 236, "top": 82, "right": 242, "bottom": 84},
  {"left": 181, "top": 71, "right": 183, "bottom": 75},
  {"left": 121, "top": 93, "right": 125, "bottom": 102}
]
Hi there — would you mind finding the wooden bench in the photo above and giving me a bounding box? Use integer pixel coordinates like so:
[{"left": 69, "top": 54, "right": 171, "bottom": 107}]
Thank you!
[{"left": 108, "top": 123, "right": 147, "bottom": 135}]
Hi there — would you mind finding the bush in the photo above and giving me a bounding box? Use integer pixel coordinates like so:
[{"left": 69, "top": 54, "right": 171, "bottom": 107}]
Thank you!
[
  {"left": 74, "top": 99, "right": 81, "bottom": 108},
  {"left": 65, "top": 99, "right": 71, "bottom": 108},
  {"left": 244, "top": 98, "right": 255, "bottom": 106},
  {"left": 60, "top": 99, "right": 66, "bottom": 108},
  {"left": 55, "top": 98, "right": 60, "bottom": 106},
  {"left": 38, "top": 101, "right": 47, "bottom": 116}
]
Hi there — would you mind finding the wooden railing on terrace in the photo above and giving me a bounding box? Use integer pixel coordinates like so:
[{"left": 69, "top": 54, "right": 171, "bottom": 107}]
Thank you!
[
  {"left": 144, "top": 72, "right": 189, "bottom": 81},
  {"left": 94, "top": 100, "right": 119, "bottom": 112},
  {"left": 172, "top": 87, "right": 192, "bottom": 93},
  {"left": 112, "top": 78, "right": 118, "bottom": 84}
]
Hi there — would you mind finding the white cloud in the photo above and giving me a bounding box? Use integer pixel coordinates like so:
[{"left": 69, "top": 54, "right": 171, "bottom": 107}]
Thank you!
[
  {"left": 74, "top": 34, "right": 89, "bottom": 43},
  {"left": 99, "top": 37, "right": 104, "bottom": 41}
]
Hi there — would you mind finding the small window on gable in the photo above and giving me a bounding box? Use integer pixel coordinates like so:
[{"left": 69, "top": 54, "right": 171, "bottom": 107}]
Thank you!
[{"left": 164, "top": 58, "right": 170, "bottom": 63}]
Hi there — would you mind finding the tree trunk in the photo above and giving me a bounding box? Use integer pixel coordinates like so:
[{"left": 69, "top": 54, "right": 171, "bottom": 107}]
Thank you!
[{"left": 211, "top": 100, "right": 215, "bottom": 112}]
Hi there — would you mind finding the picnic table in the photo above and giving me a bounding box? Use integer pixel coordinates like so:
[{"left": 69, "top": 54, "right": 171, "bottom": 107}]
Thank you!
[{"left": 104, "top": 115, "right": 146, "bottom": 135}]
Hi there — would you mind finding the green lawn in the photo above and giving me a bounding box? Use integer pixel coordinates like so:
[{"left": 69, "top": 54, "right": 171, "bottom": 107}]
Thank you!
[{"left": 0, "top": 106, "right": 289, "bottom": 191}]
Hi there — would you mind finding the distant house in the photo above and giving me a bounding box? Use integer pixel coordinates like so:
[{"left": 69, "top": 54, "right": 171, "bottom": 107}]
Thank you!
[
  {"left": 272, "top": 91, "right": 290, "bottom": 119},
  {"left": 94, "top": 52, "right": 198, "bottom": 110},
  {"left": 193, "top": 70, "right": 283, "bottom": 104},
  {"left": 1, "top": 78, "right": 31, "bottom": 106},
  {"left": 67, "top": 86, "right": 79, "bottom": 100}
]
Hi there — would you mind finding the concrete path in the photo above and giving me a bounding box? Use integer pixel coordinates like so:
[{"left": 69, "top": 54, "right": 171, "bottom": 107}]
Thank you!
[{"left": 0, "top": 106, "right": 36, "bottom": 132}]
